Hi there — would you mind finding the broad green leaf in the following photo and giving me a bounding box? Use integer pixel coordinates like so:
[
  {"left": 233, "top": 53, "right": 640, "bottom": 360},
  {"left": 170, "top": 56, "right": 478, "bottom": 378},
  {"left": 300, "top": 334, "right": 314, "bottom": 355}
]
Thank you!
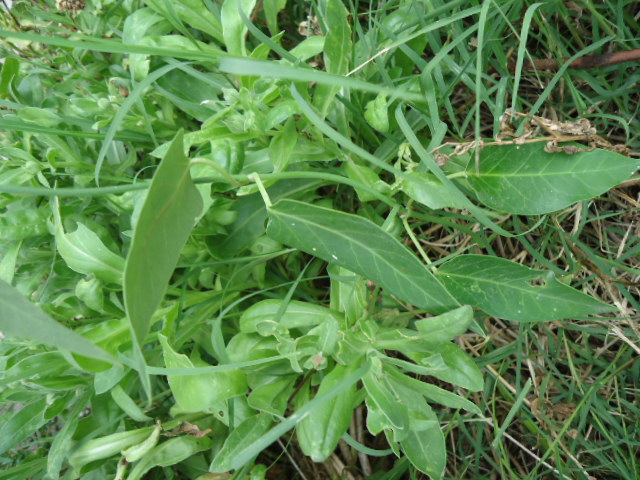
[
  {"left": 0, "top": 57, "right": 19, "bottom": 98},
  {"left": 124, "top": 131, "right": 203, "bottom": 345},
  {"left": 0, "top": 279, "right": 116, "bottom": 363},
  {"left": 343, "top": 161, "right": 390, "bottom": 203},
  {"left": 122, "top": 422, "right": 161, "bottom": 462},
  {"left": 209, "top": 179, "right": 321, "bottom": 258},
  {"left": 364, "top": 93, "right": 389, "bottom": 132},
  {"left": 69, "top": 427, "right": 155, "bottom": 471},
  {"left": 266, "top": 101, "right": 299, "bottom": 130},
  {"left": 0, "top": 240, "right": 21, "bottom": 283},
  {"left": 365, "top": 399, "right": 388, "bottom": 435},
  {"left": 379, "top": 3, "right": 428, "bottom": 76},
  {"left": 17, "top": 107, "right": 60, "bottom": 127},
  {"left": 75, "top": 275, "right": 104, "bottom": 312},
  {"left": 318, "top": 0, "right": 350, "bottom": 75},
  {"left": 0, "top": 155, "right": 40, "bottom": 188},
  {"left": 47, "top": 390, "right": 91, "bottom": 480},
  {"left": 123, "top": 8, "right": 168, "bottom": 81},
  {"left": 0, "top": 352, "right": 66, "bottom": 387},
  {"left": 0, "top": 398, "right": 47, "bottom": 455},
  {"left": 314, "top": 0, "right": 351, "bottom": 118},
  {"left": 156, "top": 68, "right": 224, "bottom": 121},
  {"left": 410, "top": 343, "right": 483, "bottom": 392},
  {"left": 363, "top": 368, "right": 409, "bottom": 436},
  {"left": 329, "top": 265, "right": 368, "bottom": 324},
  {"left": 126, "top": 436, "right": 212, "bottom": 480},
  {"left": 111, "top": 385, "right": 152, "bottom": 422},
  {"left": 297, "top": 364, "right": 359, "bottom": 461},
  {"left": 248, "top": 375, "right": 296, "bottom": 416},
  {"left": 289, "top": 36, "right": 325, "bottom": 61},
  {"left": 386, "top": 364, "right": 481, "bottom": 415},
  {"left": 146, "top": 0, "right": 198, "bottom": 48},
  {"left": 211, "top": 362, "right": 369, "bottom": 473},
  {"left": 221, "top": 0, "right": 257, "bottom": 56},
  {"left": 467, "top": 143, "right": 640, "bottom": 214},
  {"left": 0, "top": 458, "right": 47, "bottom": 479},
  {"left": 267, "top": 199, "right": 458, "bottom": 313},
  {"left": 414, "top": 305, "right": 474, "bottom": 345},
  {"left": 226, "top": 333, "right": 279, "bottom": 364},
  {"left": 268, "top": 118, "right": 297, "bottom": 172},
  {"left": 373, "top": 328, "right": 429, "bottom": 353},
  {"left": 53, "top": 203, "right": 125, "bottom": 285},
  {"left": 402, "top": 171, "right": 468, "bottom": 210},
  {"left": 239, "top": 299, "right": 343, "bottom": 333},
  {"left": 395, "top": 109, "right": 514, "bottom": 238},
  {"left": 263, "top": 0, "right": 286, "bottom": 35},
  {"left": 94, "top": 364, "right": 127, "bottom": 395},
  {"left": 144, "top": 0, "right": 223, "bottom": 42},
  {"left": 436, "top": 255, "right": 615, "bottom": 321},
  {"left": 159, "top": 334, "right": 247, "bottom": 412},
  {"left": 72, "top": 317, "right": 131, "bottom": 372},
  {"left": 211, "top": 413, "right": 272, "bottom": 472},
  {"left": 400, "top": 407, "right": 446, "bottom": 479}
]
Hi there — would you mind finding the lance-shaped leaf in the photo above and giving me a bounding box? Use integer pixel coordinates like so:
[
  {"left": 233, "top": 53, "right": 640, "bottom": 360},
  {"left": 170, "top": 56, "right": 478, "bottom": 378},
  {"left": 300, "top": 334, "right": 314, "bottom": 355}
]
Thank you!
[
  {"left": 399, "top": 410, "right": 446, "bottom": 479},
  {"left": 126, "top": 436, "right": 212, "bottom": 480},
  {"left": 436, "top": 255, "right": 616, "bottom": 322},
  {"left": 209, "top": 178, "right": 322, "bottom": 259},
  {"left": 0, "top": 398, "right": 47, "bottom": 455},
  {"left": 266, "top": 200, "right": 458, "bottom": 313},
  {"left": 467, "top": 143, "right": 640, "bottom": 214},
  {"left": 159, "top": 334, "right": 247, "bottom": 412},
  {"left": 211, "top": 413, "right": 272, "bottom": 472},
  {"left": 297, "top": 364, "right": 359, "bottom": 461},
  {"left": 53, "top": 199, "right": 125, "bottom": 284},
  {"left": 124, "top": 131, "right": 203, "bottom": 344},
  {"left": 221, "top": 0, "right": 257, "bottom": 56},
  {"left": 313, "top": 0, "right": 351, "bottom": 118},
  {"left": 0, "top": 279, "right": 116, "bottom": 363}
]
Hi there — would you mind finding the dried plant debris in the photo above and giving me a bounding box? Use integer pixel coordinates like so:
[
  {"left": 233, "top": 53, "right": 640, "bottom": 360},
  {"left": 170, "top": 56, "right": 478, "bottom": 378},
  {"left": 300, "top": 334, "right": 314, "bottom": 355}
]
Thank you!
[
  {"left": 433, "top": 110, "right": 632, "bottom": 162},
  {"left": 298, "top": 16, "right": 322, "bottom": 37},
  {"left": 504, "top": 110, "right": 631, "bottom": 155},
  {"left": 56, "top": 0, "right": 85, "bottom": 14}
]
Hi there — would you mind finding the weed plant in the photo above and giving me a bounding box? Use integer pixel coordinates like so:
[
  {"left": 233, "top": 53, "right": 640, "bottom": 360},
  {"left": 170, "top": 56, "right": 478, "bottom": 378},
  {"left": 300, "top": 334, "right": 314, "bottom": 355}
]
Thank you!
[{"left": 0, "top": 1, "right": 639, "bottom": 479}]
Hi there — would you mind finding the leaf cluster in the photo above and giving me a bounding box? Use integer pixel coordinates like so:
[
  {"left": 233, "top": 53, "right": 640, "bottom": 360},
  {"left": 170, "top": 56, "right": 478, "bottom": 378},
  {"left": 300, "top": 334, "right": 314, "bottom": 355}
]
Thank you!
[{"left": 0, "top": 1, "right": 638, "bottom": 479}]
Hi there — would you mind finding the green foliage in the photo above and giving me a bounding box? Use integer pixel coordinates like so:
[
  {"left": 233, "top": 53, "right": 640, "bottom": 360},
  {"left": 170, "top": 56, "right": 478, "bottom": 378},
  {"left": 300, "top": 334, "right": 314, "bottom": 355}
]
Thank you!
[
  {"left": 468, "top": 143, "right": 640, "bottom": 215},
  {"left": 266, "top": 199, "right": 458, "bottom": 313},
  {"left": 0, "top": 1, "right": 638, "bottom": 479},
  {"left": 124, "top": 130, "right": 203, "bottom": 345}
]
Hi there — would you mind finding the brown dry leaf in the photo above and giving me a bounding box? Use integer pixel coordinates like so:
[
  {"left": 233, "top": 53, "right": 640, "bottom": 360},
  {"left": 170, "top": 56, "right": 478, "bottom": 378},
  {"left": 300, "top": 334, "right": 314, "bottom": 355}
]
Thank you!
[
  {"left": 164, "top": 421, "right": 212, "bottom": 438},
  {"left": 566, "top": 1, "right": 584, "bottom": 18},
  {"left": 544, "top": 140, "right": 594, "bottom": 155},
  {"left": 530, "top": 397, "right": 543, "bottom": 417},
  {"left": 550, "top": 402, "right": 576, "bottom": 421},
  {"left": 298, "top": 16, "right": 322, "bottom": 36},
  {"left": 532, "top": 116, "right": 596, "bottom": 137}
]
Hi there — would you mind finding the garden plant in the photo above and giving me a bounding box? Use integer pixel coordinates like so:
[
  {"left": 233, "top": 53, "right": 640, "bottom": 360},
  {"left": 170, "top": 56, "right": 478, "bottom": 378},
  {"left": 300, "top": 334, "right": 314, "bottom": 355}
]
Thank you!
[{"left": 0, "top": 0, "right": 639, "bottom": 479}]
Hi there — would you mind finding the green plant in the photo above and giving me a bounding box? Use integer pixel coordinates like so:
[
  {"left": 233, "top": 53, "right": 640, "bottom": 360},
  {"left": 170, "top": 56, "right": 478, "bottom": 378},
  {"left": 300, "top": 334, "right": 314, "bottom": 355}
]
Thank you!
[{"left": 0, "top": 0, "right": 638, "bottom": 479}]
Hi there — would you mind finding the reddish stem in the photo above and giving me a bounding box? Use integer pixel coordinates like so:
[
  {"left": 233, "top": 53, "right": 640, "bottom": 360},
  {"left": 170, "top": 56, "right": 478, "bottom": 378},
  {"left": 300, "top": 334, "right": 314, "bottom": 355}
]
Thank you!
[{"left": 511, "top": 48, "right": 640, "bottom": 71}]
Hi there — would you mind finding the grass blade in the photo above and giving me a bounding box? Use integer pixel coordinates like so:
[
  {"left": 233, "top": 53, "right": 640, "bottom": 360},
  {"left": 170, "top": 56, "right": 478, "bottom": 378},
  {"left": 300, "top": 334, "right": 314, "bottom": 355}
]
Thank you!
[{"left": 0, "top": 280, "right": 116, "bottom": 362}]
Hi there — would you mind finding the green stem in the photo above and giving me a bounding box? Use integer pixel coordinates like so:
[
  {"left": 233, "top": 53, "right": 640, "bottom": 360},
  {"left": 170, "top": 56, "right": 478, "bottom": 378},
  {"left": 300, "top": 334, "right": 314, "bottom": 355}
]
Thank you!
[
  {"left": 0, "top": 171, "right": 400, "bottom": 209},
  {"left": 248, "top": 172, "right": 272, "bottom": 208}
]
